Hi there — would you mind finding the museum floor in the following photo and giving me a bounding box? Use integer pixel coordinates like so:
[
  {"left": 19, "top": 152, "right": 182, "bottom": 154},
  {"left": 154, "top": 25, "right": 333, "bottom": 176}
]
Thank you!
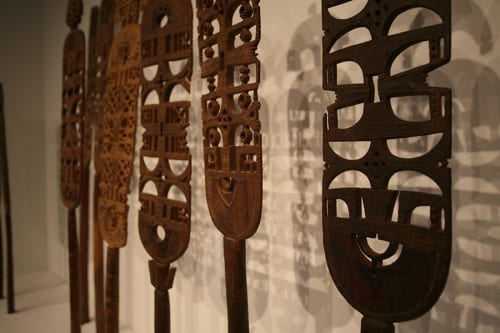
[{"left": 0, "top": 272, "right": 133, "bottom": 333}]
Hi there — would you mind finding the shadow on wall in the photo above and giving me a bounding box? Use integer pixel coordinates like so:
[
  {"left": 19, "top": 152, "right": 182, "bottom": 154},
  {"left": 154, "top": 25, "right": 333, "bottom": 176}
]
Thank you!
[
  {"left": 287, "top": 4, "right": 353, "bottom": 333},
  {"left": 281, "top": 1, "right": 500, "bottom": 332},
  {"left": 399, "top": 0, "right": 500, "bottom": 331}
]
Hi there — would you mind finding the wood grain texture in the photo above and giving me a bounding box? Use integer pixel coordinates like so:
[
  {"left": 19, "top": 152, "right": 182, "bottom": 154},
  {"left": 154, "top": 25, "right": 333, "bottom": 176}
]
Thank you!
[
  {"left": 61, "top": 0, "right": 85, "bottom": 330},
  {"left": 322, "top": 1, "right": 452, "bottom": 331},
  {"left": 86, "top": 2, "right": 116, "bottom": 331},
  {"left": 97, "top": 1, "right": 140, "bottom": 332},
  {"left": 139, "top": 0, "right": 193, "bottom": 331},
  {"left": 0, "top": 83, "right": 15, "bottom": 314},
  {"left": 90, "top": 2, "right": 116, "bottom": 332},
  {"left": 197, "top": 1, "right": 262, "bottom": 332},
  {"left": 98, "top": 1, "right": 140, "bottom": 249},
  {"left": 197, "top": 0, "right": 263, "bottom": 241}
]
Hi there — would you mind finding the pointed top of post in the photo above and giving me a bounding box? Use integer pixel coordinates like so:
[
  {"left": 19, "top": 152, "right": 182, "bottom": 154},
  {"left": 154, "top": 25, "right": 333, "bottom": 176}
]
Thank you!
[{"left": 66, "top": 0, "right": 83, "bottom": 29}]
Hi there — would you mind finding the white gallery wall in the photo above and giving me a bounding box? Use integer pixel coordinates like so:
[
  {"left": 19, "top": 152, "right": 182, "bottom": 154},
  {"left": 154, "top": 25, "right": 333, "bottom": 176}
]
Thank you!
[
  {"left": 0, "top": 2, "right": 47, "bottom": 275},
  {"left": 1, "top": 0, "right": 499, "bottom": 332}
]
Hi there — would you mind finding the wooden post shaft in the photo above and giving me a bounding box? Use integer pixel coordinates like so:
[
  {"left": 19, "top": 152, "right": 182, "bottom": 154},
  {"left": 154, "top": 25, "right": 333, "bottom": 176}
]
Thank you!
[{"left": 224, "top": 238, "right": 249, "bottom": 333}]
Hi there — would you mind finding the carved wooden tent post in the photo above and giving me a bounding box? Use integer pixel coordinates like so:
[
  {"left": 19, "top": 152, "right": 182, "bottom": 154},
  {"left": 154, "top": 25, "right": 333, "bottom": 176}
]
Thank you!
[
  {"left": 322, "top": 1, "right": 452, "bottom": 332},
  {"left": 86, "top": 1, "right": 115, "bottom": 332},
  {"left": 61, "top": 0, "right": 86, "bottom": 332},
  {"left": 139, "top": 1, "right": 193, "bottom": 332},
  {"left": 197, "top": 1, "right": 263, "bottom": 332},
  {"left": 97, "top": 0, "right": 140, "bottom": 332},
  {"left": 0, "top": 83, "right": 15, "bottom": 314}
]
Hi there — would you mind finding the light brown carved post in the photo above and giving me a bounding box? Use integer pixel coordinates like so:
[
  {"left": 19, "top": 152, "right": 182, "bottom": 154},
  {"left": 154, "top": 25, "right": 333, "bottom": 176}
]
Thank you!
[
  {"left": 0, "top": 83, "right": 15, "bottom": 314},
  {"left": 197, "top": 1, "right": 263, "bottom": 332},
  {"left": 61, "top": 0, "right": 86, "bottom": 332},
  {"left": 98, "top": 1, "right": 140, "bottom": 332},
  {"left": 322, "top": 1, "right": 452, "bottom": 332},
  {"left": 139, "top": 1, "right": 193, "bottom": 332}
]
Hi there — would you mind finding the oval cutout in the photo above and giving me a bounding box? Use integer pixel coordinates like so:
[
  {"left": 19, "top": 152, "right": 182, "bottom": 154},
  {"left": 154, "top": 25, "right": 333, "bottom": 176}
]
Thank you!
[
  {"left": 160, "top": 15, "right": 168, "bottom": 28},
  {"left": 169, "top": 59, "right": 188, "bottom": 76},
  {"left": 336, "top": 103, "right": 364, "bottom": 129},
  {"left": 233, "top": 91, "right": 254, "bottom": 114},
  {"left": 387, "top": 133, "right": 443, "bottom": 158},
  {"left": 144, "top": 90, "right": 160, "bottom": 105},
  {"left": 156, "top": 225, "right": 166, "bottom": 241},
  {"left": 143, "top": 156, "right": 159, "bottom": 172},
  {"left": 330, "top": 27, "right": 372, "bottom": 53},
  {"left": 383, "top": 244, "right": 402, "bottom": 266},
  {"left": 168, "top": 84, "right": 190, "bottom": 102},
  {"left": 235, "top": 125, "right": 255, "bottom": 146},
  {"left": 366, "top": 237, "right": 390, "bottom": 254},
  {"left": 329, "top": 141, "right": 370, "bottom": 160},
  {"left": 410, "top": 206, "right": 431, "bottom": 228},
  {"left": 337, "top": 61, "right": 364, "bottom": 84},
  {"left": 234, "top": 63, "right": 257, "bottom": 86},
  {"left": 167, "top": 185, "right": 187, "bottom": 203},
  {"left": 327, "top": 0, "right": 368, "bottom": 20},
  {"left": 168, "top": 159, "right": 190, "bottom": 176},
  {"left": 389, "top": 8, "right": 443, "bottom": 36},
  {"left": 388, "top": 171, "right": 442, "bottom": 195},
  {"left": 336, "top": 199, "right": 350, "bottom": 218},
  {"left": 329, "top": 170, "right": 371, "bottom": 189},
  {"left": 143, "top": 64, "right": 158, "bottom": 81},
  {"left": 391, "top": 41, "right": 430, "bottom": 76},
  {"left": 143, "top": 180, "right": 158, "bottom": 196},
  {"left": 391, "top": 95, "right": 431, "bottom": 122}
]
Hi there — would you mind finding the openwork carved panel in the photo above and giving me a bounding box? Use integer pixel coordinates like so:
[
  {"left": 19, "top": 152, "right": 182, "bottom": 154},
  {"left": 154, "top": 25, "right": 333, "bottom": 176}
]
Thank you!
[
  {"left": 197, "top": 0, "right": 263, "bottom": 241},
  {"left": 322, "top": 0, "right": 452, "bottom": 326},
  {"left": 61, "top": 0, "right": 86, "bottom": 209},
  {"left": 98, "top": 0, "right": 140, "bottom": 248},
  {"left": 139, "top": 0, "right": 193, "bottom": 267},
  {"left": 87, "top": 0, "right": 115, "bottom": 175}
]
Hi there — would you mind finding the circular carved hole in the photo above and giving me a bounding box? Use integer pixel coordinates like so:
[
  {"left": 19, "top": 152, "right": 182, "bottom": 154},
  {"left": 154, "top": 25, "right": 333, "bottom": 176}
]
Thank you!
[{"left": 156, "top": 226, "right": 166, "bottom": 241}]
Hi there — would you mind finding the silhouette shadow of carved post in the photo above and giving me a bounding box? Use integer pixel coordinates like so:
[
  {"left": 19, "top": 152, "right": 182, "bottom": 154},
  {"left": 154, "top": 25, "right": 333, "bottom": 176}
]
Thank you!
[
  {"left": 0, "top": 82, "right": 15, "bottom": 314},
  {"left": 97, "top": 1, "right": 140, "bottom": 332},
  {"left": 138, "top": 1, "right": 193, "bottom": 332},
  {"left": 197, "top": 1, "right": 263, "bottom": 332},
  {"left": 321, "top": 1, "right": 452, "bottom": 332}
]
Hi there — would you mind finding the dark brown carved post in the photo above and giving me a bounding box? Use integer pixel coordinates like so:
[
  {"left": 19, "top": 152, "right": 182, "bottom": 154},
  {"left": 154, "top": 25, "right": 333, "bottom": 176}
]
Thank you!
[
  {"left": 197, "top": 1, "right": 263, "bottom": 332},
  {"left": 61, "top": 0, "right": 86, "bottom": 331},
  {"left": 322, "top": 1, "right": 452, "bottom": 332},
  {"left": 0, "top": 83, "right": 15, "bottom": 314},
  {"left": 78, "top": 7, "right": 103, "bottom": 326},
  {"left": 86, "top": 2, "right": 115, "bottom": 331},
  {"left": 98, "top": 1, "right": 140, "bottom": 332},
  {"left": 0, "top": 83, "right": 4, "bottom": 301},
  {"left": 139, "top": 1, "right": 193, "bottom": 332},
  {"left": 87, "top": 1, "right": 116, "bottom": 332}
]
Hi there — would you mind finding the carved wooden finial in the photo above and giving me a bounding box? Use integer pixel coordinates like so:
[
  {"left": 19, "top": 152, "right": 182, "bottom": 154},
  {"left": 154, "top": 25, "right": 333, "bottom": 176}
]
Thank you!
[{"left": 66, "top": 0, "right": 83, "bottom": 29}]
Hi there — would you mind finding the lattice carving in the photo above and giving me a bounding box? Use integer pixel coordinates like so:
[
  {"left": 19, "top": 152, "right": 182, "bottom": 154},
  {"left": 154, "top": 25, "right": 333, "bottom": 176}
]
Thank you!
[
  {"left": 98, "top": 0, "right": 140, "bottom": 249},
  {"left": 198, "top": 0, "right": 263, "bottom": 241},
  {"left": 322, "top": 1, "right": 452, "bottom": 330},
  {"left": 61, "top": 1, "right": 86, "bottom": 331},
  {"left": 139, "top": 0, "right": 193, "bottom": 269},
  {"left": 61, "top": 0, "right": 85, "bottom": 210},
  {"left": 88, "top": 0, "right": 115, "bottom": 175}
]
